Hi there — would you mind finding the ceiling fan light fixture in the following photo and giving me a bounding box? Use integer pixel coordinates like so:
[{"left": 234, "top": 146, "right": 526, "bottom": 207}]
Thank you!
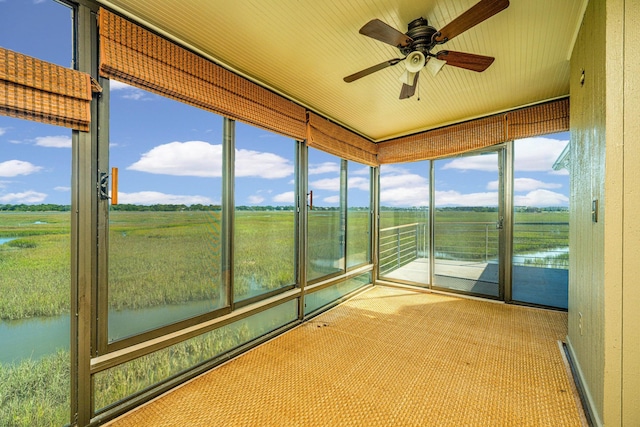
[
  {"left": 426, "top": 56, "right": 447, "bottom": 76},
  {"left": 399, "top": 51, "right": 425, "bottom": 85},
  {"left": 398, "top": 69, "right": 415, "bottom": 85},
  {"left": 405, "top": 51, "right": 426, "bottom": 73}
]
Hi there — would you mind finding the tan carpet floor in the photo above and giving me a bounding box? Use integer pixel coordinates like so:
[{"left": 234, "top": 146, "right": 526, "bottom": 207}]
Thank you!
[{"left": 107, "top": 286, "right": 585, "bottom": 426}]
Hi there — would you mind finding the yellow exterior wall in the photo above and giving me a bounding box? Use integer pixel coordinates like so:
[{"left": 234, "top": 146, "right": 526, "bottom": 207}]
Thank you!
[{"left": 568, "top": 0, "right": 640, "bottom": 425}]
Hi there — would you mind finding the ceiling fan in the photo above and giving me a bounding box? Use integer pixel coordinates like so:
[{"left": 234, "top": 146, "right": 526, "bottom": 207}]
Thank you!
[{"left": 343, "top": 0, "right": 510, "bottom": 99}]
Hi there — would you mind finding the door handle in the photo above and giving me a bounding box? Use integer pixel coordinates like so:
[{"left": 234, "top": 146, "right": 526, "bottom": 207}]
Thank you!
[
  {"left": 98, "top": 168, "right": 118, "bottom": 204},
  {"left": 111, "top": 167, "right": 118, "bottom": 205}
]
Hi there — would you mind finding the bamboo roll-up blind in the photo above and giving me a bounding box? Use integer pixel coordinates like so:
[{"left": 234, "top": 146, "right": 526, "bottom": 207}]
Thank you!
[
  {"left": 377, "top": 98, "right": 569, "bottom": 164},
  {"left": 0, "top": 47, "right": 94, "bottom": 131},
  {"left": 506, "top": 99, "right": 570, "bottom": 140},
  {"left": 377, "top": 115, "right": 504, "bottom": 163},
  {"left": 98, "top": 8, "right": 307, "bottom": 141},
  {"left": 307, "top": 112, "right": 379, "bottom": 166}
]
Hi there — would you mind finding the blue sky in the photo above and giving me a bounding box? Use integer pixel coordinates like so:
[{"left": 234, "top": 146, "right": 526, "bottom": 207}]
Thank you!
[{"left": 0, "top": 1, "right": 569, "bottom": 209}]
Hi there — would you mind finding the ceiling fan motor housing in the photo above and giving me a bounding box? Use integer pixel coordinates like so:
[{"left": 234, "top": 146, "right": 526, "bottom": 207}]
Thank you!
[{"left": 400, "top": 17, "right": 439, "bottom": 56}]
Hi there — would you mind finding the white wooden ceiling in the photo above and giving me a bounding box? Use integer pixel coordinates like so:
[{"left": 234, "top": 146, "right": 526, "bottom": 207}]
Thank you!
[{"left": 97, "top": 0, "right": 587, "bottom": 142}]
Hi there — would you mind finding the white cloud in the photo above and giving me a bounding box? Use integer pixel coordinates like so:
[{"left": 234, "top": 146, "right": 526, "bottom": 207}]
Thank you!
[
  {"left": 0, "top": 190, "right": 47, "bottom": 203},
  {"left": 514, "top": 189, "right": 569, "bottom": 207},
  {"left": 116, "top": 191, "right": 217, "bottom": 205},
  {"left": 436, "top": 190, "right": 498, "bottom": 207},
  {"left": 323, "top": 195, "right": 340, "bottom": 204},
  {"left": 128, "top": 141, "right": 221, "bottom": 176},
  {"left": 310, "top": 177, "right": 339, "bottom": 191},
  {"left": 35, "top": 135, "right": 72, "bottom": 148},
  {"left": 127, "top": 141, "right": 293, "bottom": 179},
  {"left": 441, "top": 155, "right": 497, "bottom": 172},
  {"left": 236, "top": 148, "right": 293, "bottom": 178},
  {"left": 379, "top": 171, "right": 429, "bottom": 206},
  {"left": 109, "top": 80, "right": 151, "bottom": 100},
  {"left": 54, "top": 186, "right": 71, "bottom": 192},
  {"left": 380, "top": 164, "right": 410, "bottom": 174},
  {"left": 486, "top": 178, "right": 562, "bottom": 192},
  {"left": 0, "top": 127, "right": 6, "bottom": 136},
  {"left": 273, "top": 191, "right": 295, "bottom": 203},
  {"left": 380, "top": 186, "right": 429, "bottom": 206},
  {"left": 247, "top": 195, "right": 265, "bottom": 204},
  {"left": 351, "top": 166, "right": 370, "bottom": 176},
  {"left": 348, "top": 176, "right": 369, "bottom": 191},
  {"left": 0, "top": 160, "right": 43, "bottom": 177},
  {"left": 381, "top": 173, "right": 427, "bottom": 189},
  {"left": 307, "top": 174, "right": 368, "bottom": 194},
  {"left": 123, "top": 91, "right": 147, "bottom": 101},
  {"left": 440, "top": 137, "right": 569, "bottom": 173},
  {"left": 309, "top": 162, "right": 339, "bottom": 175},
  {"left": 109, "top": 80, "right": 133, "bottom": 91},
  {"left": 514, "top": 137, "right": 569, "bottom": 172}
]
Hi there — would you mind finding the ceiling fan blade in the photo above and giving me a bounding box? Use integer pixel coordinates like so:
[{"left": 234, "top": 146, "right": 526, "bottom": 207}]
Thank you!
[
  {"left": 435, "top": 50, "right": 495, "bottom": 72},
  {"left": 343, "top": 58, "right": 403, "bottom": 83},
  {"left": 359, "top": 19, "right": 413, "bottom": 48},
  {"left": 435, "top": 0, "right": 509, "bottom": 43},
  {"left": 399, "top": 71, "right": 420, "bottom": 99}
]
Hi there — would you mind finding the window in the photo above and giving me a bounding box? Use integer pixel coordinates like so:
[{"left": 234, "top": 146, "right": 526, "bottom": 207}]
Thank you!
[
  {"left": 346, "top": 162, "right": 371, "bottom": 268},
  {"left": 107, "top": 84, "right": 225, "bottom": 343},
  {"left": 307, "top": 149, "right": 345, "bottom": 281},
  {"left": 307, "top": 148, "right": 372, "bottom": 282},
  {"left": 0, "top": 2, "right": 73, "bottom": 425},
  {"left": 378, "top": 162, "right": 430, "bottom": 285},
  {"left": 511, "top": 134, "right": 569, "bottom": 308},
  {"left": 233, "top": 122, "right": 296, "bottom": 303}
]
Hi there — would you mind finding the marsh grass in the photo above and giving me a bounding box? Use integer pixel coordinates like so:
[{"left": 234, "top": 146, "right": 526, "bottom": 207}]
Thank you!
[
  {"left": 0, "top": 209, "right": 568, "bottom": 321},
  {"left": 0, "top": 350, "right": 69, "bottom": 427},
  {"left": 108, "top": 210, "right": 223, "bottom": 311},
  {"left": 0, "top": 212, "right": 70, "bottom": 320},
  {"left": 234, "top": 210, "right": 295, "bottom": 301}
]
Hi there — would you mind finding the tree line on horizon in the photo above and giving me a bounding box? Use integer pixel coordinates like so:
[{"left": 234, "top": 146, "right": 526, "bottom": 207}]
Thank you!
[{"left": 0, "top": 204, "right": 568, "bottom": 212}]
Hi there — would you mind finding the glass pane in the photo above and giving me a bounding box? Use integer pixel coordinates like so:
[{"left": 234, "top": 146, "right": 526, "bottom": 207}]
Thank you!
[
  {"left": 94, "top": 299, "right": 298, "bottom": 411},
  {"left": 378, "top": 163, "right": 430, "bottom": 285},
  {"left": 0, "top": 0, "right": 72, "bottom": 67},
  {"left": 304, "top": 273, "right": 371, "bottom": 315},
  {"left": 307, "top": 150, "right": 345, "bottom": 281},
  {"left": 512, "top": 135, "right": 569, "bottom": 308},
  {"left": 108, "top": 86, "right": 224, "bottom": 342},
  {"left": 434, "top": 152, "right": 500, "bottom": 297},
  {"left": 346, "top": 162, "right": 370, "bottom": 268},
  {"left": 0, "top": 3, "right": 72, "bottom": 426},
  {"left": 233, "top": 123, "right": 295, "bottom": 302}
]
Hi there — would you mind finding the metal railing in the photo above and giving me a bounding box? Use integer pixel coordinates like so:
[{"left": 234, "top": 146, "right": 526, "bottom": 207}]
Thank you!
[
  {"left": 379, "top": 223, "right": 427, "bottom": 275},
  {"left": 379, "top": 221, "right": 569, "bottom": 276}
]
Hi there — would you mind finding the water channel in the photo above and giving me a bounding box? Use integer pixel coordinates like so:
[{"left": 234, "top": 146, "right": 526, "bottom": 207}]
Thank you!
[{"left": 0, "top": 300, "right": 220, "bottom": 364}]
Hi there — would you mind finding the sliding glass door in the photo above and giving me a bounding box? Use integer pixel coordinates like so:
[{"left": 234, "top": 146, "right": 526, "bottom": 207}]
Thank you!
[{"left": 433, "top": 149, "right": 503, "bottom": 298}]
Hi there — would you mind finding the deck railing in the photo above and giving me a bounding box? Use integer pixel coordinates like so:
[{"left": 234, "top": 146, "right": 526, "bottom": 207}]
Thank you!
[
  {"left": 379, "top": 223, "right": 427, "bottom": 275},
  {"left": 379, "top": 221, "right": 569, "bottom": 276}
]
